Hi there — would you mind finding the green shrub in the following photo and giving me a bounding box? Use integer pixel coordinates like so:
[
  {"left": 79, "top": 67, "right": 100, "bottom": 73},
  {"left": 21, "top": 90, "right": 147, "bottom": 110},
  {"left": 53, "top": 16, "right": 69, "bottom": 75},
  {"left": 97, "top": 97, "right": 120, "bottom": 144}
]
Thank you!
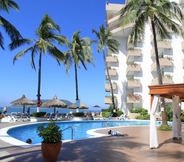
[
  {"left": 135, "top": 114, "right": 150, "bottom": 120},
  {"left": 158, "top": 124, "right": 172, "bottom": 131},
  {"left": 181, "top": 110, "right": 184, "bottom": 116},
  {"left": 72, "top": 112, "right": 84, "bottom": 117},
  {"left": 180, "top": 115, "right": 184, "bottom": 122},
  {"left": 116, "top": 110, "right": 123, "bottom": 117},
  {"left": 130, "top": 108, "right": 147, "bottom": 113},
  {"left": 32, "top": 112, "right": 46, "bottom": 117},
  {"left": 112, "top": 112, "right": 118, "bottom": 117},
  {"left": 102, "top": 111, "right": 111, "bottom": 118},
  {"left": 165, "top": 105, "right": 172, "bottom": 121}
]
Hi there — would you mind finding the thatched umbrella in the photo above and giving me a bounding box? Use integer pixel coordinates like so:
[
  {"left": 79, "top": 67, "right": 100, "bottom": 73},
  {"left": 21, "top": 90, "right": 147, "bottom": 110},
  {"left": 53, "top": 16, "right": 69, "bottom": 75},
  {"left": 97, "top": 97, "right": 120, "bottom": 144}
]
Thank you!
[
  {"left": 68, "top": 102, "right": 88, "bottom": 112},
  {"left": 41, "top": 95, "right": 67, "bottom": 113},
  {"left": 10, "top": 94, "right": 36, "bottom": 113}
]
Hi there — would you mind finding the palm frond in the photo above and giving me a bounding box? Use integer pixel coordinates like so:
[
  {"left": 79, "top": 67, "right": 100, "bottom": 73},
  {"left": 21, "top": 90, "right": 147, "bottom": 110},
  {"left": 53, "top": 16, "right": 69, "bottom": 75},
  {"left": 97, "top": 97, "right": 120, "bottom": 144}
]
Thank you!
[
  {"left": 0, "top": 0, "right": 19, "bottom": 13},
  {"left": 13, "top": 47, "right": 33, "bottom": 64},
  {"left": 0, "top": 16, "right": 22, "bottom": 41},
  {"left": 9, "top": 38, "right": 33, "bottom": 50}
]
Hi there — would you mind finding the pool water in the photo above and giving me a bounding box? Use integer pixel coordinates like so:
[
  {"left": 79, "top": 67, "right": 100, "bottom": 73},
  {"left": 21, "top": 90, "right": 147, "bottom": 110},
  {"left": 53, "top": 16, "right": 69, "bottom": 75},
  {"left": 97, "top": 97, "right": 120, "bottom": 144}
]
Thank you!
[{"left": 7, "top": 120, "right": 162, "bottom": 144}]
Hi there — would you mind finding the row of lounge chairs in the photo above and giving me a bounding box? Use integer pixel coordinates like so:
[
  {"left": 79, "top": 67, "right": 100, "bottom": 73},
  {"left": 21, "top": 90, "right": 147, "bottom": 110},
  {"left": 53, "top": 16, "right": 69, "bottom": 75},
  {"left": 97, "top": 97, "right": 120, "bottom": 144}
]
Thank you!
[
  {"left": 8, "top": 112, "right": 30, "bottom": 122},
  {"left": 44, "top": 113, "right": 73, "bottom": 121}
]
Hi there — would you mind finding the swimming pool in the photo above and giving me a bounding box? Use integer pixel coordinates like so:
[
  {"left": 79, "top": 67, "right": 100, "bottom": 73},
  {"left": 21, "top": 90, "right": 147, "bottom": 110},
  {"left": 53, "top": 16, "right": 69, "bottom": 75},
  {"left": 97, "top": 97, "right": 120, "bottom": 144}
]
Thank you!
[{"left": 7, "top": 120, "right": 163, "bottom": 145}]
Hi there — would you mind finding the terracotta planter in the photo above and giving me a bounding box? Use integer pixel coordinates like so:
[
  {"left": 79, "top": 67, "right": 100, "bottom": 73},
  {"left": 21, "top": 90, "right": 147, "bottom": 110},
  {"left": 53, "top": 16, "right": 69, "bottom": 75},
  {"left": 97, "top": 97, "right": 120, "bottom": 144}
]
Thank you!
[{"left": 41, "top": 141, "right": 62, "bottom": 162}]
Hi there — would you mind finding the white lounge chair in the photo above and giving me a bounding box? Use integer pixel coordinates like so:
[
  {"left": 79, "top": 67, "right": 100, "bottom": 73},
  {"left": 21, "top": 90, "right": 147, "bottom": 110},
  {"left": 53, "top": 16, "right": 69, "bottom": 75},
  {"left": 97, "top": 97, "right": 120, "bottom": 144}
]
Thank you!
[
  {"left": 10, "top": 112, "right": 22, "bottom": 122},
  {"left": 117, "top": 114, "right": 128, "bottom": 120},
  {"left": 21, "top": 113, "right": 30, "bottom": 121}
]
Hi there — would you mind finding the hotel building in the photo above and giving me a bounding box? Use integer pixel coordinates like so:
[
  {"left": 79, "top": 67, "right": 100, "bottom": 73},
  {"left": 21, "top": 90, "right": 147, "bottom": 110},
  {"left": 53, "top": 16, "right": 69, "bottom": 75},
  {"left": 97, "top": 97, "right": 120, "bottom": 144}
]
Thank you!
[{"left": 105, "top": 1, "right": 184, "bottom": 114}]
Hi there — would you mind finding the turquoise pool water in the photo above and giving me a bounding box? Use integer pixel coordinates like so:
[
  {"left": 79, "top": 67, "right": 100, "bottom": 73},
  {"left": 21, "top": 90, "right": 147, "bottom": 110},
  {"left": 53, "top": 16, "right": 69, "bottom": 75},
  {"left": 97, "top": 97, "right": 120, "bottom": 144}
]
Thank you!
[{"left": 7, "top": 120, "right": 162, "bottom": 144}]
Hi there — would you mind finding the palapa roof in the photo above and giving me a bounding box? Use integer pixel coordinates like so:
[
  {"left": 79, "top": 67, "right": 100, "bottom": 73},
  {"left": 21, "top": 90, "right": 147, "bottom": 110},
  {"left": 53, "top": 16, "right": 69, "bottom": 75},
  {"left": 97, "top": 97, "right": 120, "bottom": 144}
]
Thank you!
[
  {"left": 68, "top": 102, "right": 88, "bottom": 109},
  {"left": 41, "top": 95, "right": 67, "bottom": 108},
  {"left": 10, "top": 94, "right": 36, "bottom": 105}
]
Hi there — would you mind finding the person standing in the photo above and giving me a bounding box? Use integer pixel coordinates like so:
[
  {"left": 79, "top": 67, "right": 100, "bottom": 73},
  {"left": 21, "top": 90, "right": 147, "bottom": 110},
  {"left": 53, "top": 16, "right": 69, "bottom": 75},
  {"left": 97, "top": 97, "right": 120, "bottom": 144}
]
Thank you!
[{"left": 3, "top": 106, "right": 8, "bottom": 117}]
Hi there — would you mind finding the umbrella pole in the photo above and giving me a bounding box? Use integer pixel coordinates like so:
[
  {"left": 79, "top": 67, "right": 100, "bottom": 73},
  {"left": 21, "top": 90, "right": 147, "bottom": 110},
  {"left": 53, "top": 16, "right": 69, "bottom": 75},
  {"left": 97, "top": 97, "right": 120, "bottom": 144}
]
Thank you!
[
  {"left": 54, "top": 107, "right": 56, "bottom": 113},
  {"left": 23, "top": 105, "right": 25, "bottom": 113}
]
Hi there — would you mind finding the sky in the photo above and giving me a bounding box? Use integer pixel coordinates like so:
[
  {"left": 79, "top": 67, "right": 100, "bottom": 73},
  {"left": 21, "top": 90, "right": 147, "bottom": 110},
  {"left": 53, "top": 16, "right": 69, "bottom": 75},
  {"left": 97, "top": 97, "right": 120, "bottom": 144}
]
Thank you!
[{"left": 0, "top": 0, "right": 125, "bottom": 109}]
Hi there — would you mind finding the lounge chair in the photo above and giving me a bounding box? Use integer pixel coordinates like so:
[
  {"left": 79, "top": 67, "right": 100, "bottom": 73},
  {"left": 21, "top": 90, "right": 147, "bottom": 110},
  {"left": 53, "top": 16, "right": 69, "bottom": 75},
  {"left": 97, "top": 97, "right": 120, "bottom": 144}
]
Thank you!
[
  {"left": 10, "top": 112, "right": 22, "bottom": 122},
  {"left": 47, "top": 113, "right": 57, "bottom": 121},
  {"left": 44, "top": 113, "right": 51, "bottom": 120},
  {"left": 56, "top": 113, "right": 67, "bottom": 121},
  {"left": 21, "top": 113, "right": 30, "bottom": 121},
  {"left": 117, "top": 114, "right": 127, "bottom": 120}
]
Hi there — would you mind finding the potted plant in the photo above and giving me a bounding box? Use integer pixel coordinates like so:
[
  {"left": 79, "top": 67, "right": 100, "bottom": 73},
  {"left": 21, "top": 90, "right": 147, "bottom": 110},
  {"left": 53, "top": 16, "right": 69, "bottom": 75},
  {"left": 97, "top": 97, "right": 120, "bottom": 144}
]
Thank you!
[{"left": 37, "top": 121, "right": 62, "bottom": 162}]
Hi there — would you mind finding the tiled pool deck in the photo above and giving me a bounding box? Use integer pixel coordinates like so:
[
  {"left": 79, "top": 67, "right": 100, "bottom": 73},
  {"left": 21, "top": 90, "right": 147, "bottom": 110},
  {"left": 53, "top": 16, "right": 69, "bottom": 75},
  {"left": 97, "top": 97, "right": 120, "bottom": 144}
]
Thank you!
[{"left": 0, "top": 121, "right": 184, "bottom": 162}]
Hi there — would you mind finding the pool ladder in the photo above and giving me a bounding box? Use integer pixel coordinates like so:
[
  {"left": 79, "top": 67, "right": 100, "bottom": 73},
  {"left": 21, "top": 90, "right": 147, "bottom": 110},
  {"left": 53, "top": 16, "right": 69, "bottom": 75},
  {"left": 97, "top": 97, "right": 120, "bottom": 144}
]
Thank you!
[{"left": 62, "top": 126, "right": 74, "bottom": 140}]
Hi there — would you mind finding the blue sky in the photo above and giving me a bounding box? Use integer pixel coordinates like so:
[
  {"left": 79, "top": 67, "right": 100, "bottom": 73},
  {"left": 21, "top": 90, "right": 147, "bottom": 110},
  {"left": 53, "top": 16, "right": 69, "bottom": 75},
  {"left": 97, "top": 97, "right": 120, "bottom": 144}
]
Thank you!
[{"left": 0, "top": 0, "right": 125, "bottom": 109}]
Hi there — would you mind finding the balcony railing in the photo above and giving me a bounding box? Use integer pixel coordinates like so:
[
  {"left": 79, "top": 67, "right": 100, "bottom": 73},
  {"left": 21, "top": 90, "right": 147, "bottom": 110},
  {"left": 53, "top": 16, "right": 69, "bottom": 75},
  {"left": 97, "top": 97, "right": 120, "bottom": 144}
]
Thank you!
[
  {"left": 106, "top": 56, "right": 118, "bottom": 63},
  {"left": 150, "top": 48, "right": 155, "bottom": 57},
  {"left": 105, "top": 83, "right": 117, "bottom": 92},
  {"left": 104, "top": 96, "right": 117, "bottom": 104},
  {"left": 109, "top": 22, "right": 134, "bottom": 34},
  {"left": 126, "top": 49, "right": 141, "bottom": 62},
  {"left": 157, "top": 41, "right": 171, "bottom": 49},
  {"left": 151, "top": 58, "right": 172, "bottom": 72},
  {"left": 151, "top": 77, "right": 173, "bottom": 85},
  {"left": 126, "top": 95, "right": 141, "bottom": 104},
  {"left": 126, "top": 64, "right": 141, "bottom": 75},
  {"left": 127, "top": 79, "right": 141, "bottom": 88},
  {"left": 106, "top": 69, "right": 117, "bottom": 79}
]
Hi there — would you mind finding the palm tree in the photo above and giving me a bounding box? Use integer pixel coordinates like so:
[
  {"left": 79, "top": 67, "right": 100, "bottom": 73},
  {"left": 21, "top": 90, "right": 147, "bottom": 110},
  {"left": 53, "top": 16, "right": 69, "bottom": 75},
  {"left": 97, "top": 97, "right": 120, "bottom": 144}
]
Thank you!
[
  {"left": 119, "top": 0, "right": 183, "bottom": 125},
  {"left": 92, "top": 25, "right": 119, "bottom": 111},
  {"left": 9, "top": 14, "right": 68, "bottom": 112},
  {"left": 0, "top": 0, "right": 22, "bottom": 49},
  {"left": 64, "top": 31, "right": 95, "bottom": 111}
]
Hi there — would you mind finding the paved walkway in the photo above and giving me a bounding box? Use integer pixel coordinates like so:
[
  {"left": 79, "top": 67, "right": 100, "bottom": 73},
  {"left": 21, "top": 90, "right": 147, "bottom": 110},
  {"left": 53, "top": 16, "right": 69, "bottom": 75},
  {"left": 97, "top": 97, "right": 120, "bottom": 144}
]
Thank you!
[{"left": 0, "top": 122, "right": 184, "bottom": 162}]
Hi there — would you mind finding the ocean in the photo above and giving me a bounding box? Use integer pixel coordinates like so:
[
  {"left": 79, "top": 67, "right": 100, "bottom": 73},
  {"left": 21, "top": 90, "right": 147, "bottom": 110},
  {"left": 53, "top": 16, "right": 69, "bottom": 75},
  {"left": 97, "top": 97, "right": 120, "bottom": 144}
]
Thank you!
[{"left": 0, "top": 107, "right": 101, "bottom": 114}]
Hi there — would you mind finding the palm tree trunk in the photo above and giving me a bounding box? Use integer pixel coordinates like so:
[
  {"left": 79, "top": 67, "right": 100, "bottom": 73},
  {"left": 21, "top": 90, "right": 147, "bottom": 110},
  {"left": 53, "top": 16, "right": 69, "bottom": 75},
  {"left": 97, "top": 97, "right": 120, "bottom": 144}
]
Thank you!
[
  {"left": 151, "top": 20, "right": 167, "bottom": 125},
  {"left": 37, "top": 51, "right": 42, "bottom": 112},
  {"left": 74, "top": 63, "right": 80, "bottom": 110},
  {"left": 103, "top": 50, "right": 116, "bottom": 111}
]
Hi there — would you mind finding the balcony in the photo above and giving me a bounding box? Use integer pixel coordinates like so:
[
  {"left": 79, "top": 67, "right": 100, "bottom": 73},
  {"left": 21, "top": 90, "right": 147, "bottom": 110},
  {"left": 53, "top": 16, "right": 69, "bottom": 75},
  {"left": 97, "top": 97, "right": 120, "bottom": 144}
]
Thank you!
[
  {"left": 157, "top": 41, "right": 171, "bottom": 49},
  {"left": 181, "top": 41, "right": 184, "bottom": 51},
  {"left": 105, "top": 82, "right": 117, "bottom": 92},
  {"left": 104, "top": 96, "right": 117, "bottom": 104},
  {"left": 109, "top": 22, "right": 134, "bottom": 37},
  {"left": 126, "top": 94, "right": 142, "bottom": 104},
  {"left": 106, "top": 69, "right": 117, "bottom": 79},
  {"left": 127, "top": 79, "right": 141, "bottom": 88},
  {"left": 126, "top": 49, "right": 141, "bottom": 62},
  {"left": 107, "top": 14, "right": 120, "bottom": 24},
  {"left": 151, "top": 58, "right": 172, "bottom": 72},
  {"left": 126, "top": 63, "right": 141, "bottom": 75},
  {"left": 151, "top": 76, "right": 173, "bottom": 85},
  {"left": 150, "top": 48, "right": 155, "bottom": 57},
  {"left": 106, "top": 55, "right": 118, "bottom": 63}
]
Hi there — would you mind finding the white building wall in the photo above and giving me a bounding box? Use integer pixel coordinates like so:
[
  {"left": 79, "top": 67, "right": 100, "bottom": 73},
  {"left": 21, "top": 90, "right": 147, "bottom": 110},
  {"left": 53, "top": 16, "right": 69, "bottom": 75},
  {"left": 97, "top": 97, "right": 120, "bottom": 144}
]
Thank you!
[{"left": 106, "top": 2, "right": 184, "bottom": 113}]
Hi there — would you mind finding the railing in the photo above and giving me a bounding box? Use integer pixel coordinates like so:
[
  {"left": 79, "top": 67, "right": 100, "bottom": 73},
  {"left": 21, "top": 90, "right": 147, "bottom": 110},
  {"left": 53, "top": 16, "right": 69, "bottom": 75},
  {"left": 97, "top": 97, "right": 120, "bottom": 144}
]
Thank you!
[{"left": 62, "top": 126, "right": 74, "bottom": 140}]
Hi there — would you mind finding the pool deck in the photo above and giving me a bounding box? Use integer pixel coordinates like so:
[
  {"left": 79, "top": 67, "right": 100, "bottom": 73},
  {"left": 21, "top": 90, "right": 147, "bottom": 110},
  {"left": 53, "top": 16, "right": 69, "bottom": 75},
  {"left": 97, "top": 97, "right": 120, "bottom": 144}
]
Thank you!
[{"left": 0, "top": 121, "right": 184, "bottom": 162}]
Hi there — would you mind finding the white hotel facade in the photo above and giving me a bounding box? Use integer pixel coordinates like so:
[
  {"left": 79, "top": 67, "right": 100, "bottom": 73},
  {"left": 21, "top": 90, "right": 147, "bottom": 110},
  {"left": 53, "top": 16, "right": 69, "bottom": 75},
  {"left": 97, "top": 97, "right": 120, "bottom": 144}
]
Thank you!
[{"left": 105, "top": 1, "right": 184, "bottom": 114}]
